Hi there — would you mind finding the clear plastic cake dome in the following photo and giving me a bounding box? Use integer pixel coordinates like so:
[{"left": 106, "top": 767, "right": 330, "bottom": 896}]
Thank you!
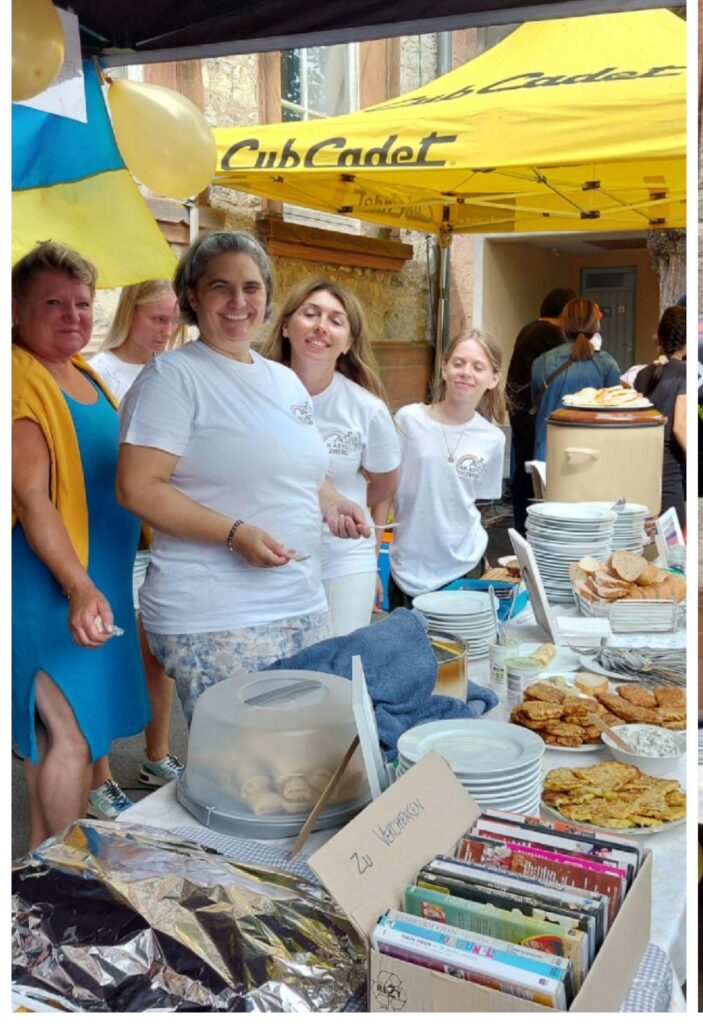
[{"left": 177, "top": 669, "right": 370, "bottom": 838}]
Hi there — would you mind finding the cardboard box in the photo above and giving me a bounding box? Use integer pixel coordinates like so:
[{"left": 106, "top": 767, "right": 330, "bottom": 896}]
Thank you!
[{"left": 309, "top": 751, "right": 652, "bottom": 1013}]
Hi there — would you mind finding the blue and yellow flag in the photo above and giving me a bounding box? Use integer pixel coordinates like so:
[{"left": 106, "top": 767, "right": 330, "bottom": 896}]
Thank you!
[{"left": 12, "top": 61, "right": 176, "bottom": 287}]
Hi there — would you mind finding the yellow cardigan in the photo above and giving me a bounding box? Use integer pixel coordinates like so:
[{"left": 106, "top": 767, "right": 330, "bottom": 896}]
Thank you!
[{"left": 13, "top": 344, "right": 124, "bottom": 569}]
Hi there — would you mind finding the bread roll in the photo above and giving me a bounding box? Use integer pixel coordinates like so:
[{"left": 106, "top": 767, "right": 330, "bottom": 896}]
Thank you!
[
  {"left": 609, "top": 550, "right": 648, "bottom": 583},
  {"left": 636, "top": 563, "right": 659, "bottom": 586}
]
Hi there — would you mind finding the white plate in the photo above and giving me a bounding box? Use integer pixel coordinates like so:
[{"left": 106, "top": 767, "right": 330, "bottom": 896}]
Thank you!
[
  {"left": 561, "top": 398, "right": 653, "bottom": 410},
  {"left": 395, "top": 753, "right": 545, "bottom": 780},
  {"left": 466, "top": 780, "right": 541, "bottom": 802},
  {"left": 586, "top": 501, "right": 649, "bottom": 516},
  {"left": 541, "top": 801, "right": 685, "bottom": 835},
  {"left": 398, "top": 720, "right": 545, "bottom": 773},
  {"left": 528, "top": 503, "right": 618, "bottom": 522},
  {"left": 396, "top": 761, "right": 542, "bottom": 790},
  {"left": 413, "top": 592, "right": 498, "bottom": 616},
  {"left": 450, "top": 769, "right": 543, "bottom": 793},
  {"left": 423, "top": 610, "right": 495, "bottom": 626}
]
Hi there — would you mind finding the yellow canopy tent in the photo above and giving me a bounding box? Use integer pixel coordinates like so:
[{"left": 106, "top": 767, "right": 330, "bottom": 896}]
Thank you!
[{"left": 213, "top": 9, "right": 685, "bottom": 237}]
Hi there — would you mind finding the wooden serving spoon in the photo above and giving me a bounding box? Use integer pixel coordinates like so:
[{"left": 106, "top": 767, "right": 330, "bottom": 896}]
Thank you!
[{"left": 588, "top": 713, "right": 635, "bottom": 753}]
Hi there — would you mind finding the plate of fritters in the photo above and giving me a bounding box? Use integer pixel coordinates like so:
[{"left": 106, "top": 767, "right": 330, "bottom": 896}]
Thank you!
[
  {"left": 597, "top": 685, "right": 685, "bottom": 732},
  {"left": 510, "top": 677, "right": 620, "bottom": 751},
  {"left": 542, "top": 761, "right": 686, "bottom": 833},
  {"left": 509, "top": 680, "right": 685, "bottom": 750}
]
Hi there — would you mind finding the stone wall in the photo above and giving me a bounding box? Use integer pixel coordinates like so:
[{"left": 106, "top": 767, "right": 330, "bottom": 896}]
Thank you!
[{"left": 93, "top": 32, "right": 483, "bottom": 370}]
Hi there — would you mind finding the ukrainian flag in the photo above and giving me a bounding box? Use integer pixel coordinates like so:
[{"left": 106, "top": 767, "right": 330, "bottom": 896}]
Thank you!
[{"left": 12, "top": 61, "right": 176, "bottom": 287}]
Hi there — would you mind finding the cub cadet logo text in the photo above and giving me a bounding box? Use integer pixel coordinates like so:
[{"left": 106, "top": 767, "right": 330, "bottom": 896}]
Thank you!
[
  {"left": 374, "top": 64, "right": 684, "bottom": 110},
  {"left": 221, "top": 131, "right": 456, "bottom": 171}
]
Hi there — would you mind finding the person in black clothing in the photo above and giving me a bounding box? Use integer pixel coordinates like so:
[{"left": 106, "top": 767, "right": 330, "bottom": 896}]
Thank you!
[
  {"left": 634, "top": 305, "right": 686, "bottom": 527},
  {"left": 506, "top": 287, "right": 575, "bottom": 535}
]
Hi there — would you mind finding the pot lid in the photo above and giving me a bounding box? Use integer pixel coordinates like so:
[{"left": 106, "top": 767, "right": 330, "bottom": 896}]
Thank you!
[{"left": 547, "top": 407, "right": 666, "bottom": 426}]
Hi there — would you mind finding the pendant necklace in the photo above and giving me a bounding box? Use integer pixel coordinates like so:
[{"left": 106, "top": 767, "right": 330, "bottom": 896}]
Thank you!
[{"left": 440, "top": 419, "right": 469, "bottom": 463}]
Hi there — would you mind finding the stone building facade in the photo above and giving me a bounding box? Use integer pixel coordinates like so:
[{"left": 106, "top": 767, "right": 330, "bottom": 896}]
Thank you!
[{"left": 93, "top": 30, "right": 491, "bottom": 407}]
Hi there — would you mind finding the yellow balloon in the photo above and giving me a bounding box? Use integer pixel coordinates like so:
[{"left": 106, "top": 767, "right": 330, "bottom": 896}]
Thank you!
[
  {"left": 108, "top": 80, "right": 218, "bottom": 200},
  {"left": 12, "top": 0, "right": 65, "bottom": 101}
]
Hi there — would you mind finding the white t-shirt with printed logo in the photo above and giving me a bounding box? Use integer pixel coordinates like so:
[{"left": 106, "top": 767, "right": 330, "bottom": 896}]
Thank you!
[
  {"left": 389, "top": 403, "right": 505, "bottom": 597},
  {"left": 312, "top": 372, "right": 400, "bottom": 580},
  {"left": 119, "top": 340, "right": 330, "bottom": 633}
]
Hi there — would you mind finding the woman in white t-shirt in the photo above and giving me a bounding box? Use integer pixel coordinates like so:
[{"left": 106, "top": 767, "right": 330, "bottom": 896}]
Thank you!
[
  {"left": 388, "top": 330, "right": 507, "bottom": 608},
  {"left": 262, "top": 279, "right": 400, "bottom": 635},
  {"left": 87, "top": 282, "right": 184, "bottom": 820},
  {"left": 117, "top": 233, "right": 370, "bottom": 724},
  {"left": 90, "top": 280, "right": 182, "bottom": 402}
]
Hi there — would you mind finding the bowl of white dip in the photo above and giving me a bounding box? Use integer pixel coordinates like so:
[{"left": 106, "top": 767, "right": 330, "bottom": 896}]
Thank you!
[{"left": 601, "top": 723, "right": 685, "bottom": 774}]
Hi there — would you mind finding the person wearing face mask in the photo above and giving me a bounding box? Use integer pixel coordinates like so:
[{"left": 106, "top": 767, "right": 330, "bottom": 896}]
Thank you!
[
  {"left": 387, "top": 330, "right": 507, "bottom": 608},
  {"left": 262, "top": 279, "right": 400, "bottom": 634},
  {"left": 116, "top": 233, "right": 371, "bottom": 725},
  {"left": 85, "top": 283, "right": 186, "bottom": 820}
]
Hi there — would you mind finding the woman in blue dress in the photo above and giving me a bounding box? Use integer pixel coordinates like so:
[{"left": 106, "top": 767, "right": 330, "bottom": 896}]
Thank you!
[{"left": 12, "top": 242, "right": 150, "bottom": 850}]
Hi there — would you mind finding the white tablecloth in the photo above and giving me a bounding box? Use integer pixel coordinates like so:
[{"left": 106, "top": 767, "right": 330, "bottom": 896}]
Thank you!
[{"left": 122, "top": 604, "right": 687, "bottom": 988}]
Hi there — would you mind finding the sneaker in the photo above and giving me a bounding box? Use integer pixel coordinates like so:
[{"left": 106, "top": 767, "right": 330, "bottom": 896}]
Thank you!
[
  {"left": 139, "top": 752, "right": 185, "bottom": 789},
  {"left": 87, "top": 780, "right": 134, "bottom": 820}
]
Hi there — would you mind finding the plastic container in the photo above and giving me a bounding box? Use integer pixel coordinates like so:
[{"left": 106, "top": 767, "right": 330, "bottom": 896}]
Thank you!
[
  {"left": 504, "top": 656, "right": 542, "bottom": 709},
  {"left": 177, "top": 669, "right": 370, "bottom": 838},
  {"left": 488, "top": 638, "right": 519, "bottom": 706}
]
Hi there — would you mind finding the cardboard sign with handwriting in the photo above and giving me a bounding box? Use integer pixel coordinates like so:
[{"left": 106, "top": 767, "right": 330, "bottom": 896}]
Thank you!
[{"left": 309, "top": 750, "right": 478, "bottom": 939}]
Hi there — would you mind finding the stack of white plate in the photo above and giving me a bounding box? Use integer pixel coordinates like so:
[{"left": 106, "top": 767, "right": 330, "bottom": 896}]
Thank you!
[
  {"left": 698, "top": 727, "right": 703, "bottom": 765},
  {"left": 412, "top": 591, "right": 498, "bottom": 660},
  {"left": 396, "top": 720, "right": 544, "bottom": 815},
  {"left": 526, "top": 502, "right": 616, "bottom": 604},
  {"left": 585, "top": 501, "right": 648, "bottom": 553}
]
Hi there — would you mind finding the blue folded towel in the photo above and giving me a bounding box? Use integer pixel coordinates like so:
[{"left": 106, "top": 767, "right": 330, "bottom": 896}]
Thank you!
[{"left": 264, "top": 608, "right": 498, "bottom": 761}]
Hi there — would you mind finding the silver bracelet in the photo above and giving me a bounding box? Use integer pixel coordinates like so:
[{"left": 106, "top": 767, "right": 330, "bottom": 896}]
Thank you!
[{"left": 226, "top": 519, "right": 244, "bottom": 552}]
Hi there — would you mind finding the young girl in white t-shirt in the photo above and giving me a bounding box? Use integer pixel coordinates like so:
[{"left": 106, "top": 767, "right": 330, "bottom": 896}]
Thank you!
[
  {"left": 387, "top": 330, "right": 507, "bottom": 609},
  {"left": 262, "top": 279, "right": 400, "bottom": 635},
  {"left": 88, "top": 281, "right": 184, "bottom": 820}
]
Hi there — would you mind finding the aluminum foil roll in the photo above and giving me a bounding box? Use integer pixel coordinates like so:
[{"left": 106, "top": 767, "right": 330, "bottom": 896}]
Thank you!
[{"left": 12, "top": 820, "right": 366, "bottom": 1011}]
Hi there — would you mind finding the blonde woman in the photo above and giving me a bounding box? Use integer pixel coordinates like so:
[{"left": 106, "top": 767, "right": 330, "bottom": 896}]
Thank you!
[
  {"left": 90, "top": 280, "right": 182, "bottom": 402},
  {"left": 388, "top": 331, "right": 507, "bottom": 609},
  {"left": 87, "top": 281, "right": 184, "bottom": 821},
  {"left": 262, "top": 279, "right": 400, "bottom": 635}
]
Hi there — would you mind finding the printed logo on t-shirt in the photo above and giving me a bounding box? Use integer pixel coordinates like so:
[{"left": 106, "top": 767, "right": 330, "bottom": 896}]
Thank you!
[
  {"left": 323, "top": 429, "right": 363, "bottom": 458},
  {"left": 455, "top": 453, "right": 487, "bottom": 479},
  {"left": 290, "top": 400, "right": 314, "bottom": 425}
]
